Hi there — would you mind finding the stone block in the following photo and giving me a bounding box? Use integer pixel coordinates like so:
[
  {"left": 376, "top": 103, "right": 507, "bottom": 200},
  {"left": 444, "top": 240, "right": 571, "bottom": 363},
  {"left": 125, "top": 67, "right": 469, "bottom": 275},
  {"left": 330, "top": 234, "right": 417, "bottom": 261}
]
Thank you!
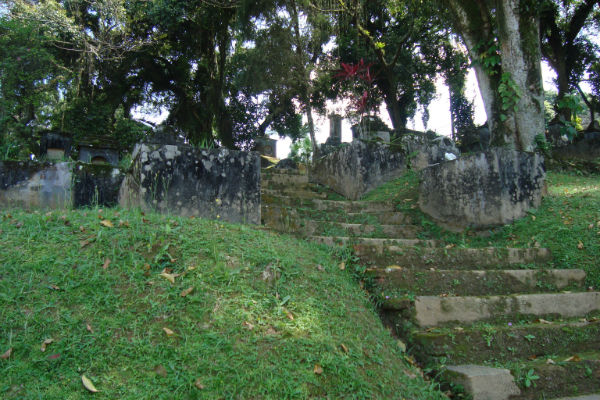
[
  {"left": 73, "top": 163, "right": 125, "bottom": 208},
  {"left": 119, "top": 143, "right": 260, "bottom": 224},
  {"left": 444, "top": 365, "right": 520, "bottom": 400},
  {"left": 309, "top": 141, "right": 406, "bottom": 200},
  {"left": 0, "top": 161, "right": 72, "bottom": 209},
  {"left": 419, "top": 147, "right": 545, "bottom": 230}
]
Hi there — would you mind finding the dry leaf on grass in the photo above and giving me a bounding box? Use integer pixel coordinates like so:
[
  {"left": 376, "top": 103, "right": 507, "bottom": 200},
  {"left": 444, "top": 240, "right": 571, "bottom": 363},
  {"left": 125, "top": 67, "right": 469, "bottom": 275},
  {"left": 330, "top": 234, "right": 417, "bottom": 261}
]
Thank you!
[
  {"left": 313, "top": 364, "right": 323, "bottom": 375},
  {"left": 339, "top": 262, "right": 345, "bottom": 270},
  {"left": 243, "top": 321, "right": 255, "bottom": 330},
  {"left": 100, "top": 220, "right": 113, "bottom": 228},
  {"left": 577, "top": 241, "right": 584, "bottom": 249},
  {"left": 160, "top": 272, "right": 176, "bottom": 284},
  {"left": 340, "top": 344, "right": 349, "bottom": 353},
  {"left": 194, "top": 378, "right": 205, "bottom": 390},
  {"left": 564, "top": 355, "right": 582, "bottom": 362},
  {"left": 40, "top": 338, "right": 54, "bottom": 352},
  {"left": 1, "top": 348, "right": 12, "bottom": 359},
  {"left": 86, "top": 324, "right": 94, "bottom": 333},
  {"left": 283, "top": 308, "right": 294, "bottom": 321},
  {"left": 102, "top": 258, "right": 111, "bottom": 270},
  {"left": 163, "top": 327, "right": 175, "bottom": 336},
  {"left": 180, "top": 287, "right": 194, "bottom": 297},
  {"left": 81, "top": 375, "right": 99, "bottom": 393}
]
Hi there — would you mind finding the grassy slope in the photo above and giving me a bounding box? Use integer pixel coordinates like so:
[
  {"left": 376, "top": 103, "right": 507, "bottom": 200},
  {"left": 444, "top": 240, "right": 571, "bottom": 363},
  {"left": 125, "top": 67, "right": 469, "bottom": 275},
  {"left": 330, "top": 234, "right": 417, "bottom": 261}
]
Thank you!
[
  {"left": 362, "top": 170, "right": 600, "bottom": 288},
  {"left": 0, "top": 208, "right": 445, "bottom": 400}
]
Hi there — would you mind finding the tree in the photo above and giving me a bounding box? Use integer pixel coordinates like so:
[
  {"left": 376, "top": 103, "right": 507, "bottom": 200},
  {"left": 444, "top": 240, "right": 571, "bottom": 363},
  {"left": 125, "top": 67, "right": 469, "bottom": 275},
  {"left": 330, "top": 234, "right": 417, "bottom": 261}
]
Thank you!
[
  {"left": 540, "top": 0, "right": 600, "bottom": 124},
  {"left": 441, "top": 0, "right": 546, "bottom": 151},
  {"left": 330, "top": 0, "right": 444, "bottom": 132}
]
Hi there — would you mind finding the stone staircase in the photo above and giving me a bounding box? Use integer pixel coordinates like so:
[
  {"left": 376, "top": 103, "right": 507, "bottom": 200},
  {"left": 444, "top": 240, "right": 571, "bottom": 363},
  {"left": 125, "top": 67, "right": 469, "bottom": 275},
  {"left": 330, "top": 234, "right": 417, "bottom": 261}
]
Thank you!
[{"left": 260, "top": 168, "right": 600, "bottom": 400}]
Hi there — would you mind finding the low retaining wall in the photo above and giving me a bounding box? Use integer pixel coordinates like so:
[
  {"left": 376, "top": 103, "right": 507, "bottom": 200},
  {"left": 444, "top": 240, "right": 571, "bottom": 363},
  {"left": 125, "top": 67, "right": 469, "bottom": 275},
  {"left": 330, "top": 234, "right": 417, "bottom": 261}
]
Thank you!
[
  {"left": 419, "top": 148, "right": 545, "bottom": 230},
  {"left": 119, "top": 143, "right": 261, "bottom": 224}
]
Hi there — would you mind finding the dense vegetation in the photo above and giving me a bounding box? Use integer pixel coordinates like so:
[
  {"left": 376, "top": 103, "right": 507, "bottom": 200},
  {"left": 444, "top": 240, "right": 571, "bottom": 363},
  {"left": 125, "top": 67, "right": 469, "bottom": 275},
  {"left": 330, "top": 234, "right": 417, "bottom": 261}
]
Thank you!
[{"left": 1, "top": 0, "right": 598, "bottom": 158}]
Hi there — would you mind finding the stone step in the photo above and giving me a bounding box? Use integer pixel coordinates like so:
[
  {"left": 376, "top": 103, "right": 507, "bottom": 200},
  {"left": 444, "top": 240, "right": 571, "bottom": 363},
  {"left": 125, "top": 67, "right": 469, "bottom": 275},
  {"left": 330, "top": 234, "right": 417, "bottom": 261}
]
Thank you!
[
  {"left": 261, "top": 193, "right": 396, "bottom": 212},
  {"left": 352, "top": 243, "right": 552, "bottom": 269},
  {"left": 513, "top": 352, "right": 600, "bottom": 400},
  {"left": 411, "top": 292, "right": 600, "bottom": 328},
  {"left": 310, "top": 236, "right": 439, "bottom": 248},
  {"left": 367, "top": 268, "right": 587, "bottom": 296},
  {"left": 261, "top": 168, "right": 306, "bottom": 177},
  {"left": 261, "top": 172, "right": 309, "bottom": 186},
  {"left": 412, "top": 319, "right": 600, "bottom": 365},
  {"left": 553, "top": 395, "right": 600, "bottom": 400},
  {"left": 442, "top": 365, "right": 520, "bottom": 400},
  {"left": 262, "top": 204, "right": 412, "bottom": 225},
  {"left": 261, "top": 188, "right": 327, "bottom": 200}
]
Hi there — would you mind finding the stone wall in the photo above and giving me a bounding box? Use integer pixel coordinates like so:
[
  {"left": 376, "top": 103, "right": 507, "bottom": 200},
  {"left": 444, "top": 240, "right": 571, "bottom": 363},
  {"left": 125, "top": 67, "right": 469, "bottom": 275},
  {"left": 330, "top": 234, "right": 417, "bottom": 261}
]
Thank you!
[
  {"left": 419, "top": 148, "right": 545, "bottom": 230},
  {"left": 0, "top": 161, "right": 72, "bottom": 209},
  {"left": 119, "top": 143, "right": 261, "bottom": 224},
  {"left": 309, "top": 133, "right": 460, "bottom": 200},
  {"left": 73, "top": 163, "right": 125, "bottom": 208},
  {"left": 309, "top": 141, "right": 406, "bottom": 200}
]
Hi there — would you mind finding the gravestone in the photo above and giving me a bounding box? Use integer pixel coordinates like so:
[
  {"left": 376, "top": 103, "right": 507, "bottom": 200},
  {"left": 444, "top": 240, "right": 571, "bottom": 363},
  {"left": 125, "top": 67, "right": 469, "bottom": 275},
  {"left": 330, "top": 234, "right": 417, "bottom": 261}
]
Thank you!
[
  {"left": 119, "top": 142, "right": 261, "bottom": 224},
  {"left": 78, "top": 135, "right": 120, "bottom": 166},
  {"left": 40, "top": 132, "right": 71, "bottom": 160},
  {"left": 419, "top": 147, "right": 545, "bottom": 230},
  {"left": 253, "top": 137, "right": 277, "bottom": 158}
]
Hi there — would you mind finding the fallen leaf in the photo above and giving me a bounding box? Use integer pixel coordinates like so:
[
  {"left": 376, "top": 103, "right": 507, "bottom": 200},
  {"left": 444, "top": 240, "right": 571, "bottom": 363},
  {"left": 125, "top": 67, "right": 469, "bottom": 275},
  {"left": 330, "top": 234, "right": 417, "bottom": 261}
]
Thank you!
[
  {"left": 589, "top": 224, "right": 595, "bottom": 230},
  {"left": 340, "top": 344, "right": 349, "bottom": 353},
  {"left": 153, "top": 365, "right": 167, "bottom": 377},
  {"left": 163, "top": 327, "right": 175, "bottom": 336},
  {"left": 15, "top": 221, "right": 23, "bottom": 228},
  {"left": 180, "top": 287, "right": 194, "bottom": 297},
  {"left": 80, "top": 239, "right": 91, "bottom": 248},
  {"left": 445, "top": 244, "right": 455, "bottom": 250},
  {"left": 243, "top": 321, "right": 254, "bottom": 330},
  {"left": 49, "top": 285, "right": 60, "bottom": 291},
  {"left": 81, "top": 375, "right": 99, "bottom": 393},
  {"left": 339, "top": 262, "right": 346, "bottom": 271},
  {"left": 47, "top": 353, "right": 60, "bottom": 360},
  {"left": 397, "top": 340, "right": 407, "bottom": 353},
  {"left": 100, "top": 220, "right": 113, "bottom": 228},
  {"left": 316, "top": 264, "right": 324, "bottom": 271},
  {"left": 118, "top": 220, "right": 130, "bottom": 228},
  {"left": 564, "top": 355, "right": 582, "bottom": 362},
  {"left": 142, "top": 218, "right": 150, "bottom": 224},
  {"left": 577, "top": 241, "right": 584, "bottom": 250},
  {"left": 40, "top": 338, "right": 54, "bottom": 352},
  {"left": 528, "top": 355, "right": 538, "bottom": 360},
  {"left": 102, "top": 258, "right": 111, "bottom": 270},
  {"left": 536, "top": 319, "right": 552, "bottom": 324},
  {"left": 1, "top": 348, "right": 12, "bottom": 359},
  {"left": 86, "top": 324, "right": 93, "bottom": 333},
  {"left": 194, "top": 378, "right": 205, "bottom": 390},
  {"left": 546, "top": 358, "right": 556, "bottom": 365},
  {"left": 187, "top": 266, "right": 196, "bottom": 271},
  {"left": 159, "top": 272, "right": 175, "bottom": 284},
  {"left": 283, "top": 308, "right": 294, "bottom": 321},
  {"left": 531, "top": 215, "right": 536, "bottom": 221},
  {"left": 313, "top": 364, "right": 323, "bottom": 375}
]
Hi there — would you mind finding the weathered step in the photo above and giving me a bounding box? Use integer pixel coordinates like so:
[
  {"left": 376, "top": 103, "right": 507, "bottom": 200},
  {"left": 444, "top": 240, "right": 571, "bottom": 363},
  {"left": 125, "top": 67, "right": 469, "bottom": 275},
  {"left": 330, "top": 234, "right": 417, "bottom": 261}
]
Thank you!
[
  {"left": 412, "top": 292, "right": 600, "bottom": 328},
  {"left": 413, "top": 319, "right": 600, "bottom": 365},
  {"left": 265, "top": 218, "right": 420, "bottom": 238},
  {"left": 261, "top": 194, "right": 395, "bottom": 213},
  {"left": 442, "top": 364, "right": 520, "bottom": 400},
  {"left": 352, "top": 243, "right": 553, "bottom": 269},
  {"left": 311, "top": 236, "right": 439, "bottom": 248},
  {"left": 262, "top": 204, "right": 412, "bottom": 225},
  {"left": 261, "top": 188, "right": 327, "bottom": 199},
  {"left": 261, "top": 172, "right": 309, "bottom": 186},
  {"left": 512, "top": 352, "right": 600, "bottom": 400},
  {"left": 553, "top": 395, "right": 600, "bottom": 400},
  {"left": 367, "top": 268, "right": 587, "bottom": 296}
]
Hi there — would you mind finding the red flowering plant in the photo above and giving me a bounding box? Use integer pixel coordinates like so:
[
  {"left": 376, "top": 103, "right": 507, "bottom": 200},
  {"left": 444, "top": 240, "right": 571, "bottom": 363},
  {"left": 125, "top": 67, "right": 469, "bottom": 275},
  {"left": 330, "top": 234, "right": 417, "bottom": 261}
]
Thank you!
[{"left": 334, "top": 59, "right": 382, "bottom": 137}]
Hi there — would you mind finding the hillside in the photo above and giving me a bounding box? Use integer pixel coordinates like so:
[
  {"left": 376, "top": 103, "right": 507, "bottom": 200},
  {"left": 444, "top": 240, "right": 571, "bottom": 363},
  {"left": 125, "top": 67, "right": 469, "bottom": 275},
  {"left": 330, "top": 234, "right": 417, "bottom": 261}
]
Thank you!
[{"left": 0, "top": 208, "right": 445, "bottom": 399}]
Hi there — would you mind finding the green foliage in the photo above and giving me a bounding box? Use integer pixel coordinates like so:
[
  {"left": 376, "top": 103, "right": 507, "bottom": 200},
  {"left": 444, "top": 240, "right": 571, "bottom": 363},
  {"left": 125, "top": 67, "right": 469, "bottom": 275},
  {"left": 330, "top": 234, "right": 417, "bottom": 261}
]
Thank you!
[
  {"left": 498, "top": 73, "right": 521, "bottom": 121},
  {"left": 473, "top": 39, "right": 501, "bottom": 75},
  {"left": 289, "top": 134, "right": 313, "bottom": 164}
]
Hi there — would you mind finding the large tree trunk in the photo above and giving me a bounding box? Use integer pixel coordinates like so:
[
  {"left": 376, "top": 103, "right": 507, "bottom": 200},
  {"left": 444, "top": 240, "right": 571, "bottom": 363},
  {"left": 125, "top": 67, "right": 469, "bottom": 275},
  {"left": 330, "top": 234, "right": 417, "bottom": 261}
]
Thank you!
[{"left": 443, "top": 0, "right": 545, "bottom": 152}]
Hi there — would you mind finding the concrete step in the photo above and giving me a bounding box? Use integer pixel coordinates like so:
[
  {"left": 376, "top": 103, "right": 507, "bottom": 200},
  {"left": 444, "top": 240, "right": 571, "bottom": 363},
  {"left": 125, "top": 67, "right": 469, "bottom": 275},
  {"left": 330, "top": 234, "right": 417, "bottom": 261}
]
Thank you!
[
  {"left": 262, "top": 204, "right": 412, "bottom": 225},
  {"left": 261, "top": 172, "right": 308, "bottom": 186},
  {"left": 412, "top": 319, "right": 600, "bottom": 365},
  {"left": 261, "top": 168, "right": 306, "bottom": 177},
  {"left": 553, "top": 395, "right": 600, "bottom": 400},
  {"left": 442, "top": 365, "right": 520, "bottom": 400},
  {"left": 513, "top": 352, "right": 600, "bottom": 400},
  {"left": 367, "top": 268, "right": 587, "bottom": 296},
  {"left": 352, "top": 242, "right": 553, "bottom": 269},
  {"left": 261, "top": 188, "right": 327, "bottom": 200},
  {"left": 261, "top": 194, "right": 395, "bottom": 213},
  {"left": 310, "top": 236, "right": 439, "bottom": 248},
  {"left": 412, "top": 292, "right": 600, "bottom": 328}
]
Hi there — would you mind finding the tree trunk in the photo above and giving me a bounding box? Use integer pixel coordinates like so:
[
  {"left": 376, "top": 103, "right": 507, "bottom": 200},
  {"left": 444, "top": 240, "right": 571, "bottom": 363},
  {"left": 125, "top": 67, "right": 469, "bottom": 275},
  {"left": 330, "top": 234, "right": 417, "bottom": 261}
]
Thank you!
[{"left": 444, "top": 0, "right": 545, "bottom": 152}]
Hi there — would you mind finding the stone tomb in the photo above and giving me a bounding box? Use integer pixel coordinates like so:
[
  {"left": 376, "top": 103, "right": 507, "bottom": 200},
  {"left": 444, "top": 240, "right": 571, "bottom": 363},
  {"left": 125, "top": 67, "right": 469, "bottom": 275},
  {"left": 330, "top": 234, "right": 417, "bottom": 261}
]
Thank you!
[
  {"left": 119, "top": 143, "right": 261, "bottom": 224},
  {"left": 78, "top": 136, "right": 120, "bottom": 166},
  {"left": 40, "top": 132, "right": 72, "bottom": 160}
]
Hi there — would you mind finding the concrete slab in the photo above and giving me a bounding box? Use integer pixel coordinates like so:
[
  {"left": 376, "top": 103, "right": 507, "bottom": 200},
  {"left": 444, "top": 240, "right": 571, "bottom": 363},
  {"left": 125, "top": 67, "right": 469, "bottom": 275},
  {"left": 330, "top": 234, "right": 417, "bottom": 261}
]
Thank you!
[{"left": 444, "top": 365, "right": 520, "bottom": 400}]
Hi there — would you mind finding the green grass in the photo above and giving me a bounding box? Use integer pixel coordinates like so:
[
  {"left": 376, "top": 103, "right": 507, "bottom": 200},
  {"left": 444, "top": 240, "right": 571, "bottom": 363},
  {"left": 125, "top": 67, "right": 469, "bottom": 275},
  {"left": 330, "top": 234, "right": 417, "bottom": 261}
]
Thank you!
[
  {"left": 0, "top": 208, "right": 445, "bottom": 399},
  {"left": 361, "top": 170, "right": 600, "bottom": 288}
]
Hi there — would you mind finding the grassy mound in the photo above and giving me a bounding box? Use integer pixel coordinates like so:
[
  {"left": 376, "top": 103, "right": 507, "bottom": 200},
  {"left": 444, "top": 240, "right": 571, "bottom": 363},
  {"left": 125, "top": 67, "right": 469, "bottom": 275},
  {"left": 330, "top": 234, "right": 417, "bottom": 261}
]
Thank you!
[
  {"left": 362, "top": 170, "right": 600, "bottom": 288},
  {"left": 0, "top": 208, "right": 445, "bottom": 399}
]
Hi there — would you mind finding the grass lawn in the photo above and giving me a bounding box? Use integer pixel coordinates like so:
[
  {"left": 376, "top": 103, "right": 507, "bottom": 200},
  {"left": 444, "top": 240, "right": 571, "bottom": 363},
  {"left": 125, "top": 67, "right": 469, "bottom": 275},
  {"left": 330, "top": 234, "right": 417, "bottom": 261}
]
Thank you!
[
  {"left": 362, "top": 170, "right": 600, "bottom": 288},
  {"left": 0, "top": 208, "right": 445, "bottom": 399}
]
